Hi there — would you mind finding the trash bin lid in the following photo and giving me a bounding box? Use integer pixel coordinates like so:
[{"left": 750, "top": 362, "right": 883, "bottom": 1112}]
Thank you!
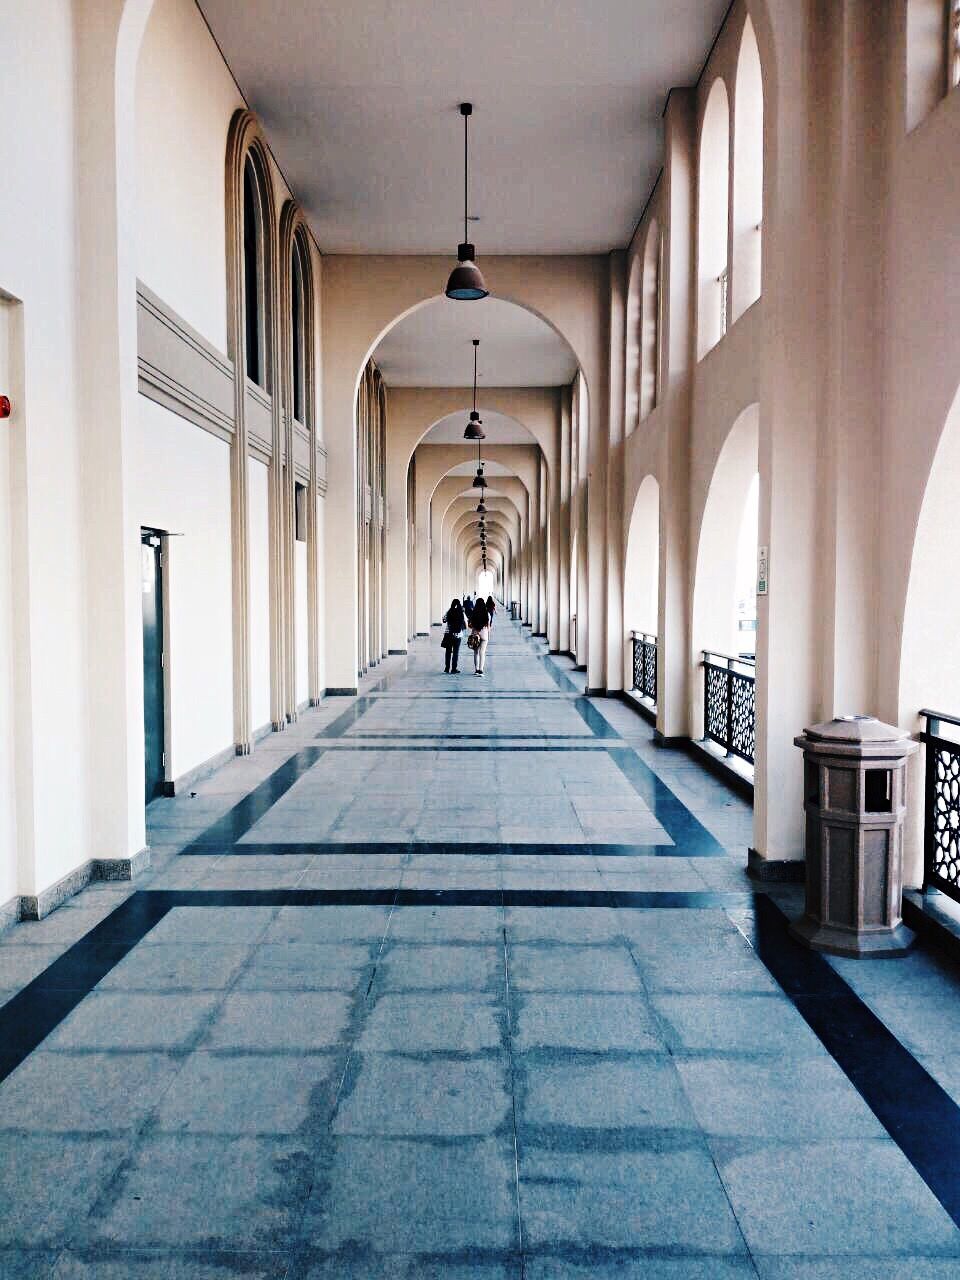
[{"left": 801, "top": 715, "right": 909, "bottom": 745}]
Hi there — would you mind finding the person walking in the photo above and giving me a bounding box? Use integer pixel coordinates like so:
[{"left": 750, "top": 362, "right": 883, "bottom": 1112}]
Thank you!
[
  {"left": 441, "top": 598, "right": 465, "bottom": 674},
  {"left": 469, "top": 595, "right": 490, "bottom": 676},
  {"left": 485, "top": 595, "right": 496, "bottom": 626},
  {"left": 463, "top": 594, "right": 474, "bottom": 626}
]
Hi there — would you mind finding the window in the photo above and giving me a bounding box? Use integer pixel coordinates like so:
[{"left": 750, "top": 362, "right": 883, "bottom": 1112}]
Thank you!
[
  {"left": 295, "top": 482, "right": 307, "bottom": 542},
  {"left": 291, "top": 236, "right": 306, "bottom": 423},
  {"left": 639, "top": 220, "right": 661, "bottom": 419},
  {"left": 697, "top": 78, "right": 731, "bottom": 359},
  {"left": 242, "top": 157, "right": 264, "bottom": 387}
]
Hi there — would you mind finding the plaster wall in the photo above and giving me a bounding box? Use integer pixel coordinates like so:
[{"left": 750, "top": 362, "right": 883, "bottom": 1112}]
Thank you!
[
  {"left": 0, "top": 300, "right": 19, "bottom": 909},
  {"left": 132, "top": 398, "right": 234, "bottom": 780},
  {"left": 135, "top": 0, "right": 243, "bottom": 352},
  {"left": 0, "top": 1, "right": 91, "bottom": 897}
]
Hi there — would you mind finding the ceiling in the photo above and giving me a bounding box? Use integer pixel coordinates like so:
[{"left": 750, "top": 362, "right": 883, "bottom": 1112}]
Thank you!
[
  {"left": 375, "top": 298, "right": 576, "bottom": 387},
  {"left": 441, "top": 459, "right": 516, "bottom": 477},
  {"left": 422, "top": 410, "right": 536, "bottom": 445},
  {"left": 197, "top": 0, "right": 729, "bottom": 254}
]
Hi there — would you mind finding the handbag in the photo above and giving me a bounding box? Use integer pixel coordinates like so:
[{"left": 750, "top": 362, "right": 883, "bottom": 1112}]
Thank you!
[
  {"left": 467, "top": 632, "right": 481, "bottom": 651},
  {"left": 441, "top": 633, "right": 452, "bottom": 649}
]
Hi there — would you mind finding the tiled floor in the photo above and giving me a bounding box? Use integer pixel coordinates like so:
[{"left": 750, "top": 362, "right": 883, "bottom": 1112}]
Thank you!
[{"left": 2, "top": 623, "right": 960, "bottom": 1276}]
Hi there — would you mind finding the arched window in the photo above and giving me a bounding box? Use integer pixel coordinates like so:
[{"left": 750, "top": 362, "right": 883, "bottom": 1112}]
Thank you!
[
  {"left": 732, "top": 16, "right": 763, "bottom": 322},
  {"left": 291, "top": 233, "right": 307, "bottom": 423},
  {"left": 697, "top": 78, "right": 731, "bottom": 360},
  {"left": 625, "top": 255, "right": 642, "bottom": 436},
  {"left": 242, "top": 155, "right": 266, "bottom": 387},
  {"left": 640, "top": 219, "right": 661, "bottom": 418}
]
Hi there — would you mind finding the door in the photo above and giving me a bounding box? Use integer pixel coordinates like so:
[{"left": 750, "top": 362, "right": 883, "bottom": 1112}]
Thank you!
[{"left": 141, "top": 530, "right": 165, "bottom": 804}]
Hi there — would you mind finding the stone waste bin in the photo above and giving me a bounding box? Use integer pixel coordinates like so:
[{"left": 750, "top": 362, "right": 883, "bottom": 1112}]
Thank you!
[{"left": 791, "top": 715, "right": 918, "bottom": 957}]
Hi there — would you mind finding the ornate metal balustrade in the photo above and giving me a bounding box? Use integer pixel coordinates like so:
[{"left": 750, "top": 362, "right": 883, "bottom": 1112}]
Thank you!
[
  {"left": 631, "top": 632, "right": 657, "bottom": 705},
  {"left": 702, "top": 651, "right": 755, "bottom": 765},
  {"left": 921, "top": 709, "right": 960, "bottom": 904}
]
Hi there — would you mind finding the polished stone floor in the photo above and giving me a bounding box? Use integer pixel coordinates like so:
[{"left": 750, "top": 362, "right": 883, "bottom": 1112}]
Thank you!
[{"left": 3, "top": 623, "right": 960, "bottom": 1276}]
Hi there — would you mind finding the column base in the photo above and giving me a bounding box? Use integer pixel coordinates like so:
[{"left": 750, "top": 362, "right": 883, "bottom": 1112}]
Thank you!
[{"left": 789, "top": 914, "right": 917, "bottom": 958}]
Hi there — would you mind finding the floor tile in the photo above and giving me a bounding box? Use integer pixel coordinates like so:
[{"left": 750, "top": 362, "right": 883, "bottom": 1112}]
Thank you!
[
  {"left": 333, "top": 1052, "right": 510, "bottom": 1135},
  {"left": 307, "top": 1137, "right": 518, "bottom": 1254}
]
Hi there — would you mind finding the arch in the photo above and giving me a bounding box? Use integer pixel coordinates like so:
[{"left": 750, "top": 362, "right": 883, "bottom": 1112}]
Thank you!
[
  {"left": 639, "top": 219, "right": 662, "bottom": 419},
  {"left": 624, "top": 476, "right": 660, "bottom": 637},
  {"left": 732, "top": 14, "right": 764, "bottom": 322},
  {"left": 899, "top": 382, "right": 960, "bottom": 883},
  {"left": 691, "top": 403, "right": 760, "bottom": 735},
  {"left": 697, "top": 77, "right": 731, "bottom": 360},
  {"left": 359, "top": 289, "right": 590, "bottom": 418},
  {"left": 623, "top": 475, "right": 660, "bottom": 697}
]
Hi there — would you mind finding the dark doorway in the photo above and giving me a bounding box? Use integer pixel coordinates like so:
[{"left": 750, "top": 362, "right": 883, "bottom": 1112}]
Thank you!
[{"left": 141, "top": 530, "right": 166, "bottom": 804}]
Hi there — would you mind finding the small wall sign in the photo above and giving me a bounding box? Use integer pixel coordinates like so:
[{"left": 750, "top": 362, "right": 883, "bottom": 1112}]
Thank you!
[{"left": 757, "top": 545, "right": 769, "bottom": 596}]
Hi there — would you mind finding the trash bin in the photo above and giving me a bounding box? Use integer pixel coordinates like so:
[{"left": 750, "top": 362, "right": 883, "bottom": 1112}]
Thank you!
[
  {"left": 510, "top": 601, "right": 519, "bottom": 621},
  {"left": 790, "top": 715, "right": 918, "bottom": 957}
]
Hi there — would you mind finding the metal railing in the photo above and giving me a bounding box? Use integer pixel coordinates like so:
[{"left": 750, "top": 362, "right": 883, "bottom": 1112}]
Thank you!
[
  {"left": 702, "top": 650, "right": 756, "bottom": 765},
  {"left": 631, "top": 632, "right": 657, "bottom": 705},
  {"left": 921, "top": 709, "right": 960, "bottom": 903}
]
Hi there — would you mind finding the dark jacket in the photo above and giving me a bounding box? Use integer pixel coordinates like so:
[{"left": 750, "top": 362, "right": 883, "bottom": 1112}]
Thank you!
[
  {"left": 471, "top": 599, "right": 490, "bottom": 630},
  {"left": 444, "top": 604, "right": 466, "bottom": 634}
]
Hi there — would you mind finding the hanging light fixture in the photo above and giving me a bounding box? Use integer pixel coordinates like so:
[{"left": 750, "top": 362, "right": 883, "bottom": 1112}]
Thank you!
[
  {"left": 476, "top": 498, "right": 487, "bottom": 514},
  {"left": 445, "top": 104, "right": 489, "bottom": 301},
  {"left": 473, "top": 463, "right": 487, "bottom": 490},
  {"left": 463, "top": 339, "right": 485, "bottom": 441}
]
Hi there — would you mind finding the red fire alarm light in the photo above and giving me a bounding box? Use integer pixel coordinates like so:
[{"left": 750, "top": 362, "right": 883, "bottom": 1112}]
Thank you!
[{"left": 0, "top": 396, "right": 10, "bottom": 419}]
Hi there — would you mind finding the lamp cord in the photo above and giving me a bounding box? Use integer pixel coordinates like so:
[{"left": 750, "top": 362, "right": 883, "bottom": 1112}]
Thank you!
[{"left": 464, "top": 108, "right": 469, "bottom": 246}]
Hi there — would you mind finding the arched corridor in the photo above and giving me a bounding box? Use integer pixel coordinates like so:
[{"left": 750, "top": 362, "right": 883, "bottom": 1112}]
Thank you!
[{"left": 6, "top": 0, "right": 960, "bottom": 1269}]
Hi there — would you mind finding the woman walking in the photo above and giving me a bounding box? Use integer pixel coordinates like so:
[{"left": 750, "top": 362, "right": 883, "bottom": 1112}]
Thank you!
[
  {"left": 485, "top": 595, "right": 496, "bottom": 626},
  {"left": 469, "top": 595, "right": 490, "bottom": 676},
  {"left": 442, "top": 597, "right": 465, "bottom": 674}
]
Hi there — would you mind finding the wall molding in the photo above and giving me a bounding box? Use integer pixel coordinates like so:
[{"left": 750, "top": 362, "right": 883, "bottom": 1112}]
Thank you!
[{"left": 136, "top": 282, "right": 235, "bottom": 443}]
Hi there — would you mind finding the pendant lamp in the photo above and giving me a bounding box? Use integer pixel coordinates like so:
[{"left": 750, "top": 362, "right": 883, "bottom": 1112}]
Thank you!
[
  {"left": 463, "top": 339, "right": 485, "bottom": 440},
  {"left": 476, "top": 499, "right": 486, "bottom": 514},
  {"left": 445, "top": 105, "right": 489, "bottom": 301}
]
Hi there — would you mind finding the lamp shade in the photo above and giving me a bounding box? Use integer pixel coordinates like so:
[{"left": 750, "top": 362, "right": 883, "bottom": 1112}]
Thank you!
[
  {"left": 446, "top": 246, "right": 489, "bottom": 301},
  {"left": 463, "top": 420, "right": 485, "bottom": 441}
]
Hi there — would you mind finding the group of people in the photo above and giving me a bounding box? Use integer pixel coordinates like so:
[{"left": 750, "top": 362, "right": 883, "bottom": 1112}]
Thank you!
[{"left": 441, "top": 594, "right": 497, "bottom": 676}]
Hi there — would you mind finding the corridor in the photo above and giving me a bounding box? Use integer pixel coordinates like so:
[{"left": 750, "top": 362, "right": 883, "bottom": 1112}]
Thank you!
[{"left": 2, "top": 622, "right": 960, "bottom": 1276}]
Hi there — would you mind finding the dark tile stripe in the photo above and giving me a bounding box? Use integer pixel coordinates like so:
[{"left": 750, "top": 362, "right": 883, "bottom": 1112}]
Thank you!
[
  {"left": 344, "top": 732, "right": 599, "bottom": 740},
  {"left": 746, "top": 895, "right": 960, "bottom": 1231},
  {"left": 606, "top": 746, "right": 726, "bottom": 859},
  {"left": 0, "top": 893, "right": 171, "bottom": 1083},
  {"left": 320, "top": 742, "right": 610, "bottom": 752},
  {"left": 540, "top": 653, "right": 582, "bottom": 695},
  {"left": 136, "top": 888, "right": 755, "bottom": 909},
  {"left": 181, "top": 747, "right": 327, "bottom": 853},
  {"left": 205, "top": 840, "right": 697, "bottom": 859}
]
